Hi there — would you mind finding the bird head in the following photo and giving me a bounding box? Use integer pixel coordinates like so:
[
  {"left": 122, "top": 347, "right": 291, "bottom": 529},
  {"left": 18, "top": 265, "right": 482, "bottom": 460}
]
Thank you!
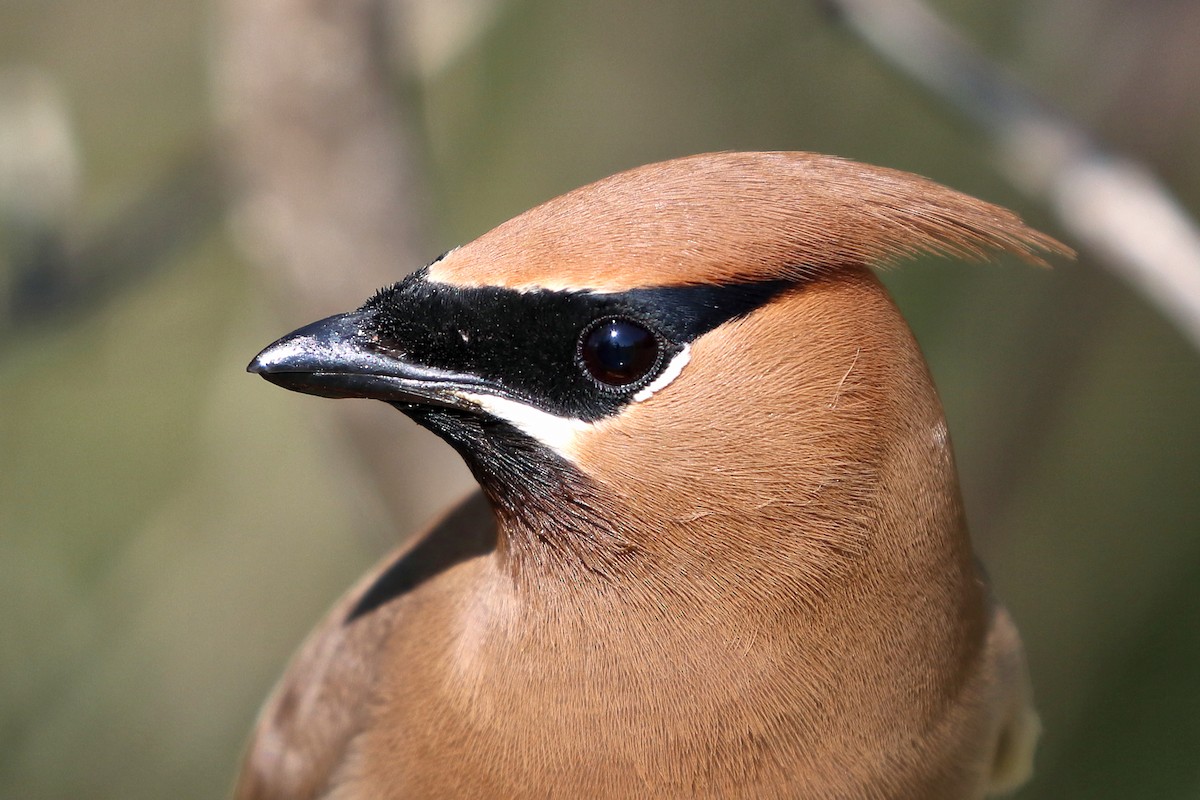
[{"left": 249, "top": 152, "right": 1065, "bottom": 595}]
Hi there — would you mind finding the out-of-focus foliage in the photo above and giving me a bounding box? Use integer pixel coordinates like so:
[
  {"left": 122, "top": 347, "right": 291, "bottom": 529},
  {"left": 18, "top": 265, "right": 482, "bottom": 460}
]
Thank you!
[{"left": 1, "top": 1, "right": 1197, "bottom": 798}]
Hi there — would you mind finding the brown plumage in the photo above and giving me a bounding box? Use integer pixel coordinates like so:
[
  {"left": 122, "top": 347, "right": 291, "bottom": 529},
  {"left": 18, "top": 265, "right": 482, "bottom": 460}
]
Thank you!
[{"left": 241, "top": 152, "right": 1065, "bottom": 799}]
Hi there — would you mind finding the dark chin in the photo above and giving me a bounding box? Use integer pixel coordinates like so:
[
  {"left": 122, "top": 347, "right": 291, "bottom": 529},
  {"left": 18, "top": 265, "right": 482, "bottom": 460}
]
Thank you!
[
  {"left": 392, "top": 401, "right": 640, "bottom": 586},
  {"left": 392, "top": 404, "right": 579, "bottom": 504}
]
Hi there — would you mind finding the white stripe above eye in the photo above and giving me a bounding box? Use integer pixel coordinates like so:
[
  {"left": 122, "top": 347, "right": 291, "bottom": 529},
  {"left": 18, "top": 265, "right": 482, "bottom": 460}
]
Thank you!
[{"left": 425, "top": 264, "right": 623, "bottom": 295}]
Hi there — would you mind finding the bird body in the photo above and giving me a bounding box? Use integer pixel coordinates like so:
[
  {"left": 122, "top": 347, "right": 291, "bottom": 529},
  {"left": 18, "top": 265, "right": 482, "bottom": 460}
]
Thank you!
[{"left": 241, "top": 152, "right": 1061, "bottom": 799}]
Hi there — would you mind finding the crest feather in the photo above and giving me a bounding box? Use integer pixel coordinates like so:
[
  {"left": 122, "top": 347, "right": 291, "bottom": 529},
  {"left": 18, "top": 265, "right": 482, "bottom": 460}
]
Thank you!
[{"left": 429, "top": 152, "right": 1070, "bottom": 292}]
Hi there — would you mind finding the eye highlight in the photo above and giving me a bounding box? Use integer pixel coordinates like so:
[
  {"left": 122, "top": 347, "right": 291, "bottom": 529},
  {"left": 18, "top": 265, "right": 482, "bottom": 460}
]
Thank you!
[{"left": 579, "top": 318, "right": 660, "bottom": 388}]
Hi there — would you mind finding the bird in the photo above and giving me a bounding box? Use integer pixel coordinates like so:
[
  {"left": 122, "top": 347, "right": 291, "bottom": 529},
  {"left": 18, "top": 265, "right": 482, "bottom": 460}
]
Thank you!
[{"left": 240, "top": 151, "right": 1066, "bottom": 799}]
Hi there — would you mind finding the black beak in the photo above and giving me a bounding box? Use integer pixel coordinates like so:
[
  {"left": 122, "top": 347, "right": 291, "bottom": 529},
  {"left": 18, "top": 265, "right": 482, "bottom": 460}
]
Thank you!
[{"left": 247, "top": 310, "right": 473, "bottom": 409}]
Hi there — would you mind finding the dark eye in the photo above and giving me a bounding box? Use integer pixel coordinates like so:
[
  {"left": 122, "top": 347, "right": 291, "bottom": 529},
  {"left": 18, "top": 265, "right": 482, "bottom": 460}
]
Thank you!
[{"left": 579, "top": 318, "right": 660, "bottom": 387}]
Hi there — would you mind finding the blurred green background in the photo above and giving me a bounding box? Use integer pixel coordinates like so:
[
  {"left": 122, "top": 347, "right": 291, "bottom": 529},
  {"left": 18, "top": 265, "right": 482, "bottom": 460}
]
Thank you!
[{"left": 2, "top": 1, "right": 1198, "bottom": 797}]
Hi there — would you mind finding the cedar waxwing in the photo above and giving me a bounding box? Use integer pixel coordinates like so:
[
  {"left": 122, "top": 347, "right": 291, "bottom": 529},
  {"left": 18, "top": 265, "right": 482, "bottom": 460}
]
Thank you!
[{"left": 242, "top": 152, "right": 1067, "bottom": 799}]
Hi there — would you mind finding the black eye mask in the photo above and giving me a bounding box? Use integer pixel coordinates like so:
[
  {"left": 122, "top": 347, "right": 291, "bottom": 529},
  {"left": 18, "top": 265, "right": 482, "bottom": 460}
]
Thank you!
[{"left": 360, "top": 268, "right": 790, "bottom": 423}]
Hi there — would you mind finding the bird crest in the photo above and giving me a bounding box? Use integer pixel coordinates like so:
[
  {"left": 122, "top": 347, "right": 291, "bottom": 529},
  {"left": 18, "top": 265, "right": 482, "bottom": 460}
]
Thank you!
[{"left": 429, "top": 151, "right": 1070, "bottom": 292}]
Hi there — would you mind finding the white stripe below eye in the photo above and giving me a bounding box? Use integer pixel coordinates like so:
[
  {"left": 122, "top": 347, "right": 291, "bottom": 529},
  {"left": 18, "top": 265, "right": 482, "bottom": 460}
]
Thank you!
[{"left": 633, "top": 344, "right": 690, "bottom": 403}]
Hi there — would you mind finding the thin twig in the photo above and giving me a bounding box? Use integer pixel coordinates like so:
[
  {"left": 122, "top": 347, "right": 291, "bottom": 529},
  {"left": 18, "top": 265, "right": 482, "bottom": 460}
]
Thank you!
[{"left": 823, "top": 0, "right": 1200, "bottom": 352}]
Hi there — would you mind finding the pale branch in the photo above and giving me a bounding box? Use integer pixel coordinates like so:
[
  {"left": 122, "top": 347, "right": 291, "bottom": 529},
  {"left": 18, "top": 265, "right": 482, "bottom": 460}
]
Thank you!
[
  {"left": 824, "top": 0, "right": 1200, "bottom": 351},
  {"left": 213, "top": 0, "right": 473, "bottom": 533}
]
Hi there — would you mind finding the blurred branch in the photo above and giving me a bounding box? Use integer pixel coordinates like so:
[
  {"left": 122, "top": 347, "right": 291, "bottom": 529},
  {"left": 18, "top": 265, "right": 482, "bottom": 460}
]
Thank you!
[
  {"left": 0, "top": 69, "right": 222, "bottom": 342},
  {"left": 0, "top": 137, "right": 220, "bottom": 346},
  {"left": 393, "top": 0, "right": 507, "bottom": 80},
  {"left": 823, "top": 0, "right": 1200, "bottom": 352},
  {"left": 214, "top": 0, "right": 425, "bottom": 309},
  {"left": 213, "top": 0, "right": 472, "bottom": 533},
  {"left": 0, "top": 68, "right": 78, "bottom": 326}
]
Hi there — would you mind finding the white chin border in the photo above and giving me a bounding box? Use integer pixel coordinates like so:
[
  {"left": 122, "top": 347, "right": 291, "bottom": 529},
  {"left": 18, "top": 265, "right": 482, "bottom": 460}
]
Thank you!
[
  {"left": 456, "top": 392, "right": 595, "bottom": 457},
  {"left": 453, "top": 346, "right": 691, "bottom": 458}
]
